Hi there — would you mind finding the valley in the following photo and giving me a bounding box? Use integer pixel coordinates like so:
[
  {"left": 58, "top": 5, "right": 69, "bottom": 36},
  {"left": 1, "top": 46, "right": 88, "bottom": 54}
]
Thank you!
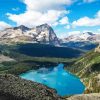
[
  {"left": 0, "top": 43, "right": 76, "bottom": 74},
  {"left": 0, "top": 24, "right": 99, "bottom": 100},
  {"left": 0, "top": 43, "right": 99, "bottom": 99},
  {"left": 0, "top": 0, "right": 100, "bottom": 99}
]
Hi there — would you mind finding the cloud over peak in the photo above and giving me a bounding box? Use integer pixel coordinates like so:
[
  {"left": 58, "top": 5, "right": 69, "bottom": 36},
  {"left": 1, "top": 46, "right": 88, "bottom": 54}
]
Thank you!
[
  {"left": 7, "top": 10, "right": 68, "bottom": 27},
  {"left": 7, "top": 0, "right": 72, "bottom": 27},
  {"left": 0, "top": 21, "right": 11, "bottom": 30}
]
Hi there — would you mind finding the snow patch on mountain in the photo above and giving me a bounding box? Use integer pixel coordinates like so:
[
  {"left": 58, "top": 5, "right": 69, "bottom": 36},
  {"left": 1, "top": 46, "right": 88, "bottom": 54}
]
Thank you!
[
  {"left": 64, "top": 32, "right": 99, "bottom": 42},
  {"left": 0, "top": 24, "right": 60, "bottom": 45}
]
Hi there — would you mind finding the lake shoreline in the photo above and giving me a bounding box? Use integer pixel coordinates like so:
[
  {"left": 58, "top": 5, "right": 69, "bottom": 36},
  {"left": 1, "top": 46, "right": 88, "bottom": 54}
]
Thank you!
[{"left": 20, "top": 64, "right": 85, "bottom": 96}]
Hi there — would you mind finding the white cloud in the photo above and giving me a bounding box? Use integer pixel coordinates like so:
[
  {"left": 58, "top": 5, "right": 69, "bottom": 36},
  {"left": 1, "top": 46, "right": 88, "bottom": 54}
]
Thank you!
[
  {"left": 83, "top": 30, "right": 92, "bottom": 33},
  {"left": 7, "top": 10, "right": 68, "bottom": 27},
  {"left": 59, "top": 33, "right": 67, "bottom": 38},
  {"left": 65, "top": 25, "right": 71, "bottom": 29},
  {"left": 98, "top": 29, "right": 100, "bottom": 32},
  {"left": 59, "top": 17, "right": 69, "bottom": 25},
  {"left": 67, "top": 31, "right": 81, "bottom": 36},
  {"left": 23, "top": 0, "right": 74, "bottom": 11},
  {"left": 52, "top": 22, "right": 59, "bottom": 26},
  {"left": 96, "top": 10, "right": 100, "bottom": 17},
  {"left": 7, "top": 0, "right": 73, "bottom": 27},
  {"left": 0, "top": 21, "right": 11, "bottom": 30},
  {"left": 72, "top": 10, "right": 100, "bottom": 27}
]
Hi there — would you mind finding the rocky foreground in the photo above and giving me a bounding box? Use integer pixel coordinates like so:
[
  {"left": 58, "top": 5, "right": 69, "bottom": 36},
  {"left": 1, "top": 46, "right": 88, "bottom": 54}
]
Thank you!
[
  {"left": 67, "top": 93, "right": 100, "bottom": 100},
  {"left": 0, "top": 74, "right": 100, "bottom": 100},
  {"left": 0, "top": 74, "right": 64, "bottom": 100}
]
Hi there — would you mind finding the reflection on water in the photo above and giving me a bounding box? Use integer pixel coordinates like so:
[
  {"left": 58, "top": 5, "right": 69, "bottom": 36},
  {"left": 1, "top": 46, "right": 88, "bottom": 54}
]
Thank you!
[{"left": 20, "top": 63, "right": 85, "bottom": 96}]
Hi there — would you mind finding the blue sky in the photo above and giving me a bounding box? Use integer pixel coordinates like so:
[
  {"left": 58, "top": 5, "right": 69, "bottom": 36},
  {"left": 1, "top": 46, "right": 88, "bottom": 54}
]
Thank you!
[{"left": 0, "top": 0, "right": 100, "bottom": 38}]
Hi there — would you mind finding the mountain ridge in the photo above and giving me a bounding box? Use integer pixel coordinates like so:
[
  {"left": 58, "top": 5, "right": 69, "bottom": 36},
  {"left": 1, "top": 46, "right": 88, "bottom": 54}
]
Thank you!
[
  {"left": 0, "top": 24, "right": 60, "bottom": 46},
  {"left": 63, "top": 32, "right": 100, "bottom": 42}
]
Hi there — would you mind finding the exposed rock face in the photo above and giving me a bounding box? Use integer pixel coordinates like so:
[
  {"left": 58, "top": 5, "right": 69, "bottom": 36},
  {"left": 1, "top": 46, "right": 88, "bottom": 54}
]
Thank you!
[
  {"left": 64, "top": 32, "right": 95, "bottom": 42},
  {"left": 0, "top": 54, "right": 15, "bottom": 63},
  {"left": 0, "top": 24, "right": 60, "bottom": 45},
  {"left": 35, "top": 24, "right": 60, "bottom": 45},
  {"left": 0, "top": 74, "right": 64, "bottom": 100},
  {"left": 95, "top": 45, "right": 100, "bottom": 52},
  {"left": 14, "top": 25, "right": 30, "bottom": 32},
  {"left": 63, "top": 32, "right": 100, "bottom": 42},
  {"left": 67, "top": 93, "right": 100, "bottom": 100},
  {"left": 88, "top": 34, "right": 100, "bottom": 43},
  {"left": 85, "top": 74, "right": 100, "bottom": 93}
]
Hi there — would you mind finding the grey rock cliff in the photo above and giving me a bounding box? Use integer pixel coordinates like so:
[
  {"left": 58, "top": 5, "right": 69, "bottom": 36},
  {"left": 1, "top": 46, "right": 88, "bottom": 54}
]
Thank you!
[{"left": 0, "top": 24, "right": 60, "bottom": 45}]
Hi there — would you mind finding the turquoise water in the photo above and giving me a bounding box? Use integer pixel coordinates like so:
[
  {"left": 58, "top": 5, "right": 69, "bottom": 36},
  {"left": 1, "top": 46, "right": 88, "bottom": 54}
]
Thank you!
[{"left": 20, "top": 64, "right": 85, "bottom": 96}]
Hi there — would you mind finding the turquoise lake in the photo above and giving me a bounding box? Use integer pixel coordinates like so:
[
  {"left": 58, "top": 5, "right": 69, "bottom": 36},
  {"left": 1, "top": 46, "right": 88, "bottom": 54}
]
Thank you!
[{"left": 20, "top": 64, "right": 85, "bottom": 96}]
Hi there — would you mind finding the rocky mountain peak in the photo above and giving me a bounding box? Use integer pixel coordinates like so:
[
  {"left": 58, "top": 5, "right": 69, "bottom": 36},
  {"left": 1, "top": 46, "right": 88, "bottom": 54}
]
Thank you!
[
  {"left": 36, "top": 23, "right": 50, "bottom": 28},
  {"left": 82, "top": 32, "right": 94, "bottom": 36},
  {"left": 0, "top": 24, "right": 60, "bottom": 46},
  {"left": 36, "top": 23, "right": 53, "bottom": 34},
  {"left": 35, "top": 23, "right": 60, "bottom": 45},
  {"left": 64, "top": 32, "right": 98, "bottom": 42},
  {"left": 14, "top": 25, "right": 30, "bottom": 32}
]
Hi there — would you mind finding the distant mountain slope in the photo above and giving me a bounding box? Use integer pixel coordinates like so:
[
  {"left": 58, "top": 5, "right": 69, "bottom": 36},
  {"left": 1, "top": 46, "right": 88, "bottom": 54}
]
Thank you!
[
  {"left": 0, "top": 24, "right": 60, "bottom": 45},
  {"left": 63, "top": 32, "right": 100, "bottom": 42},
  {"left": 0, "top": 43, "right": 84, "bottom": 58},
  {"left": 61, "top": 32, "right": 99, "bottom": 51},
  {"left": 69, "top": 50, "right": 100, "bottom": 77},
  {"left": 64, "top": 32, "right": 95, "bottom": 42},
  {"left": 66, "top": 46, "right": 100, "bottom": 93},
  {"left": 14, "top": 43, "right": 84, "bottom": 58},
  {"left": 0, "top": 43, "right": 85, "bottom": 58},
  {"left": 61, "top": 41, "right": 98, "bottom": 51}
]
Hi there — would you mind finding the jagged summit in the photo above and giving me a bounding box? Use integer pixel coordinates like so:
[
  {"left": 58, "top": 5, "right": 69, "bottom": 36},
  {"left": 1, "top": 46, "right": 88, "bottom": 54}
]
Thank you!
[
  {"left": 35, "top": 23, "right": 60, "bottom": 45},
  {"left": 36, "top": 23, "right": 50, "bottom": 28},
  {"left": 36, "top": 23, "right": 53, "bottom": 34},
  {"left": 64, "top": 32, "right": 98, "bottom": 42},
  {"left": 14, "top": 25, "right": 30, "bottom": 31},
  {"left": 83, "top": 32, "right": 94, "bottom": 36},
  {"left": 0, "top": 24, "right": 60, "bottom": 45}
]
